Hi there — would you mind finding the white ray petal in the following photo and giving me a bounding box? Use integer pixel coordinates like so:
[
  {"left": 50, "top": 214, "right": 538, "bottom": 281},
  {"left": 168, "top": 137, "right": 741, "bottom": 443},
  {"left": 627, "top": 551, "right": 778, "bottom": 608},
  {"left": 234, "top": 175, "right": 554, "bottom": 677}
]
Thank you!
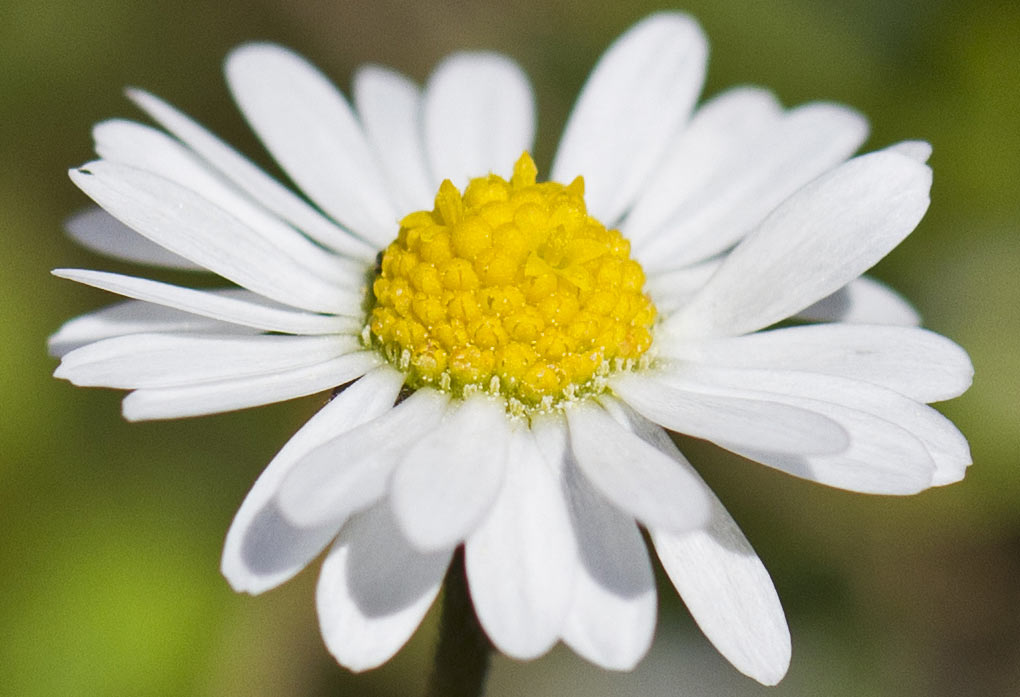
[
  {"left": 652, "top": 507, "right": 790, "bottom": 686},
  {"left": 637, "top": 102, "right": 869, "bottom": 269},
  {"left": 655, "top": 365, "right": 939, "bottom": 494},
  {"left": 222, "top": 367, "right": 404, "bottom": 594},
  {"left": 278, "top": 389, "right": 450, "bottom": 529},
  {"left": 121, "top": 351, "right": 380, "bottom": 420},
  {"left": 660, "top": 323, "right": 973, "bottom": 403},
  {"left": 48, "top": 298, "right": 261, "bottom": 358},
  {"left": 52, "top": 269, "right": 361, "bottom": 334},
  {"left": 55, "top": 333, "right": 358, "bottom": 389},
  {"left": 565, "top": 400, "right": 710, "bottom": 532},
  {"left": 69, "top": 162, "right": 354, "bottom": 314},
  {"left": 643, "top": 258, "right": 721, "bottom": 314},
  {"left": 667, "top": 150, "right": 932, "bottom": 339},
  {"left": 559, "top": 449, "right": 657, "bottom": 671},
  {"left": 886, "top": 139, "right": 932, "bottom": 163},
  {"left": 353, "top": 65, "right": 434, "bottom": 213},
  {"left": 391, "top": 395, "right": 510, "bottom": 551},
  {"left": 66, "top": 207, "right": 202, "bottom": 270},
  {"left": 92, "top": 119, "right": 364, "bottom": 287},
  {"left": 225, "top": 43, "right": 398, "bottom": 246},
  {"left": 665, "top": 364, "right": 967, "bottom": 488},
  {"left": 423, "top": 52, "right": 534, "bottom": 189},
  {"left": 127, "top": 88, "right": 377, "bottom": 262},
  {"left": 607, "top": 401, "right": 791, "bottom": 684},
  {"left": 552, "top": 12, "right": 707, "bottom": 225},
  {"left": 797, "top": 276, "right": 921, "bottom": 326},
  {"left": 317, "top": 501, "right": 452, "bottom": 672},
  {"left": 464, "top": 425, "right": 577, "bottom": 660},
  {"left": 611, "top": 372, "right": 848, "bottom": 456},
  {"left": 624, "top": 86, "right": 783, "bottom": 245}
]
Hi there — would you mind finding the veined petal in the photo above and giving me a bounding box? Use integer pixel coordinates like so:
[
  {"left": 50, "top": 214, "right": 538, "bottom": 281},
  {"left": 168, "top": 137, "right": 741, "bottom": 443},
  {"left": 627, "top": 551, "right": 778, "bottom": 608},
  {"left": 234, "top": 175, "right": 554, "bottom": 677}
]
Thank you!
[
  {"left": 317, "top": 501, "right": 452, "bottom": 672},
  {"left": 69, "top": 162, "right": 356, "bottom": 314},
  {"left": 656, "top": 365, "right": 940, "bottom": 494},
  {"left": 558, "top": 440, "right": 657, "bottom": 671},
  {"left": 121, "top": 351, "right": 380, "bottom": 420},
  {"left": 92, "top": 119, "right": 365, "bottom": 288},
  {"left": 652, "top": 507, "right": 790, "bottom": 686},
  {"left": 660, "top": 323, "right": 973, "bottom": 403},
  {"left": 47, "top": 298, "right": 261, "bottom": 358},
  {"left": 423, "top": 52, "right": 535, "bottom": 189},
  {"left": 606, "top": 402, "right": 791, "bottom": 684},
  {"left": 797, "top": 276, "right": 921, "bottom": 326},
  {"left": 611, "top": 372, "right": 849, "bottom": 456},
  {"left": 637, "top": 102, "right": 869, "bottom": 269},
  {"left": 552, "top": 12, "right": 707, "bottom": 225},
  {"left": 667, "top": 150, "right": 933, "bottom": 339},
  {"left": 278, "top": 389, "right": 450, "bottom": 529},
  {"left": 354, "top": 65, "right": 436, "bottom": 213},
  {"left": 391, "top": 395, "right": 510, "bottom": 551},
  {"left": 565, "top": 400, "right": 710, "bottom": 532},
  {"left": 55, "top": 333, "right": 359, "bottom": 389},
  {"left": 464, "top": 425, "right": 577, "bottom": 660},
  {"left": 52, "top": 269, "right": 361, "bottom": 334},
  {"left": 644, "top": 258, "right": 721, "bottom": 314},
  {"left": 225, "top": 43, "right": 398, "bottom": 247},
  {"left": 623, "top": 87, "right": 783, "bottom": 247},
  {"left": 127, "top": 88, "right": 377, "bottom": 262},
  {"left": 222, "top": 367, "right": 404, "bottom": 594},
  {"left": 66, "top": 208, "right": 202, "bottom": 270}
]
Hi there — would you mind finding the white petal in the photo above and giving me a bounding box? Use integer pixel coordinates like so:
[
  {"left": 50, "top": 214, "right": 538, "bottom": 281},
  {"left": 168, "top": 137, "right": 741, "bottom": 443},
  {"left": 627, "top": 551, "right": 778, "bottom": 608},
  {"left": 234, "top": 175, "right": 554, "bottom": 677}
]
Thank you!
[
  {"left": 127, "top": 88, "right": 377, "bottom": 262},
  {"left": 422, "top": 52, "right": 534, "bottom": 188},
  {"left": 656, "top": 365, "right": 940, "bottom": 494},
  {"left": 69, "top": 162, "right": 356, "bottom": 314},
  {"left": 225, "top": 43, "right": 398, "bottom": 246},
  {"left": 559, "top": 447, "right": 657, "bottom": 671},
  {"left": 624, "top": 87, "right": 783, "bottom": 248},
  {"left": 47, "top": 298, "right": 261, "bottom": 358},
  {"left": 552, "top": 12, "right": 707, "bottom": 225},
  {"left": 55, "top": 333, "right": 358, "bottom": 388},
  {"left": 52, "top": 269, "right": 361, "bottom": 334},
  {"left": 886, "top": 139, "right": 932, "bottom": 163},
  {"left": 661, "top": 323, "right": 973, "bottom": 403},
  {"left": 121, "top": 350, "right": 380, "bottom": 420},
  {"left": 797, "top": 276, "right": 921, "bottom": 326},
  {"left": 317, "top": 501, "right": 452, "bottom": 672},
  {"left": 614, "top": 401, "right": 791, "bottom": 684},
  {"left": 637, "top": 102, "right": 869, "bottom": 269},
  {"left": 652, "top": 504, "right": 790, "bottom": 686},
  {"left": 278, "top": 388, "right": 450, "bottom": 528},
  {"left": 565, "top": 400, "right": 710, "bottom": 532},
  {"left": 391, "top": 395, "right": 510, "bottom": 551},
  {"left": 464, "top": 426, "right": 577, "bottom": 659},
  {"left": 353, "top": 65, "right": 434, "bottom": 213},
  {"left": 644, "top": 258, "right": 721, "bottom": 314},
  {"left": 66, "top": 208, "right": 202, "bottom": 270},
  {"left": 92, "top": 119, "right": 364, "bottom": 287},
  {"left": 611, "top": 371, "right": 849, "bottom": 456},
  {"left": 667, "top": 150, "right": 933, "bottom": 339},
  {"left": 222, "top": 367, "right": 404, "bottom": 594}
]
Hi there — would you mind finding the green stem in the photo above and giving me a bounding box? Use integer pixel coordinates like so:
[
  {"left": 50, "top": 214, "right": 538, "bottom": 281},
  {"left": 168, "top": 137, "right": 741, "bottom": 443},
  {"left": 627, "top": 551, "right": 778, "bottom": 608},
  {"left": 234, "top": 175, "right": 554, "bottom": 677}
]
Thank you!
[{"left": 426, "top": 548, "right": 492, "bottom": 697}]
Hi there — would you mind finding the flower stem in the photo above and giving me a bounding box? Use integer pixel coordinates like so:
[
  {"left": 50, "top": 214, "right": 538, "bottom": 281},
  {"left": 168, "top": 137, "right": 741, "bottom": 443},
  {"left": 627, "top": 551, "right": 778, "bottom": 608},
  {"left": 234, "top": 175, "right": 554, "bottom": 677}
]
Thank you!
[{"left": 426, "top": 548, "right": 492, "bottom": 697}]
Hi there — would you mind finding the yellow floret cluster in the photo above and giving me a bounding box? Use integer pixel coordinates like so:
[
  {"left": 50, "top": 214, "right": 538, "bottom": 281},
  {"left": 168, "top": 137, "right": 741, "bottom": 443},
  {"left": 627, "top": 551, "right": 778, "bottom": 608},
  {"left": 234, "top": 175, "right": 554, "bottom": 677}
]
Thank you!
[{"left": 366, "top": 152, "right": 656, "bottom": 413}]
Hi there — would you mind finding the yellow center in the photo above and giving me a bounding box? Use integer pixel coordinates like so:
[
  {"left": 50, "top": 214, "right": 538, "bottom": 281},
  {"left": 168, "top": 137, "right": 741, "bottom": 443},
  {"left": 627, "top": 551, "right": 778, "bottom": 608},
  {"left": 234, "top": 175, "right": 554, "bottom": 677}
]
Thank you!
[{"left": 366, "top": 153, "right": 656, "bottom": 414}]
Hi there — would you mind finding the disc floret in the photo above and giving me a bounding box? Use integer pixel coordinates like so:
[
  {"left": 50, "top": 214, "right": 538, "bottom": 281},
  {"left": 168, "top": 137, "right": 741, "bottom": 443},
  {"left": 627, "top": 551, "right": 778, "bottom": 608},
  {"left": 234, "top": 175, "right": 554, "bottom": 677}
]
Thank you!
[{"left": 366, "top": 153, "right": 656, "bottom": 414}]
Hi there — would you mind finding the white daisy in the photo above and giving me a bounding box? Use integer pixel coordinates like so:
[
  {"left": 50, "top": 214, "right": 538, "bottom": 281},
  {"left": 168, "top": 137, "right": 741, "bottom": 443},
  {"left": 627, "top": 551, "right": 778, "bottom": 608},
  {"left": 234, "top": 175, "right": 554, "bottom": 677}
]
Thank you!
[{"left": 52, "top": 12, "right": 972, "bottom": 686}]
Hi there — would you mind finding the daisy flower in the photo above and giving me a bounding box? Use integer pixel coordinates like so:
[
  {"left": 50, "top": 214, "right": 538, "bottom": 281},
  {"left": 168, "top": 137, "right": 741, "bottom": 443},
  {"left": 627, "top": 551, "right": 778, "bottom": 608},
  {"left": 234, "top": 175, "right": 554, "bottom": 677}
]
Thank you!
[{"left": 52, "top": 12, "right": 972, "bottom": 686}]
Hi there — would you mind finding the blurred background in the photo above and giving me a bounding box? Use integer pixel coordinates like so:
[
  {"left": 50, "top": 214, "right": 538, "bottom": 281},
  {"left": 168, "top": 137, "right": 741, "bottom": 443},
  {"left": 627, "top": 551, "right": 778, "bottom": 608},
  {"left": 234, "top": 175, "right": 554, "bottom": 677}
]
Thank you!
[{"left": 2, "top": 1, "right": 1017, "bottom": 695}]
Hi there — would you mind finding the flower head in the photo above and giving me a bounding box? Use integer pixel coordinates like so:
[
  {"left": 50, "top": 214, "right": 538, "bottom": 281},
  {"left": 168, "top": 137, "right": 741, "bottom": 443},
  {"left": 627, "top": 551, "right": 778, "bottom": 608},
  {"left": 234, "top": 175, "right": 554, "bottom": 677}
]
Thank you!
[{"left": 52, "top": 12, "right": 972, "bottom": 685}]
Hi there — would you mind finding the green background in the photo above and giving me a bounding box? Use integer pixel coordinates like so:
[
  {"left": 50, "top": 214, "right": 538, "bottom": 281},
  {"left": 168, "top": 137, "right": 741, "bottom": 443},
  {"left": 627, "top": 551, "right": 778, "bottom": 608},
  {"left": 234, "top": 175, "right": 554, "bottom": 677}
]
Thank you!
[{"left": 2, "top": 1, "right": 1017, "bottom": 695}]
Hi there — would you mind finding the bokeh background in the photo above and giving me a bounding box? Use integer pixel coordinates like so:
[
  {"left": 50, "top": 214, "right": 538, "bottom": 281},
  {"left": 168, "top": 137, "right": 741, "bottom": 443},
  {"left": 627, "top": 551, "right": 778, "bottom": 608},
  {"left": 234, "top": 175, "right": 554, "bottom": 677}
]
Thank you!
[{"left": 2, "top": 1, "right": 1018, "bottom": 695}]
